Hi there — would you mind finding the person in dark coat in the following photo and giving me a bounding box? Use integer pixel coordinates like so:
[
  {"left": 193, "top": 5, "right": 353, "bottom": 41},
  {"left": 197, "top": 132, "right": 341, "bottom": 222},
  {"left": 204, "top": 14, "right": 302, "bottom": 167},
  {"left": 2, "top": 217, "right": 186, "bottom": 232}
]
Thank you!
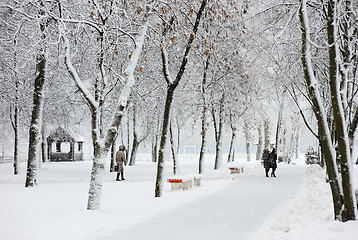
[
  {"left": 268, "top": 148, "right": 278, "bottom": 177},
  {"left": 116, "top": 145, "right": 127, "bottom": 181},
  {"left": 262, "top": 147, "right": 270, "bottom": 177}
]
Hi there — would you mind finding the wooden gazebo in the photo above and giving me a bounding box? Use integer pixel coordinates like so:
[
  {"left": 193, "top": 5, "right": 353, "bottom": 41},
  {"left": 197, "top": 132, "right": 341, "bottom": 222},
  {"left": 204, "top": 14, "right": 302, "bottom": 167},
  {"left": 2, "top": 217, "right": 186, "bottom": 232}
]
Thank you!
[{"left": 47, "top": 127, "right": 85, "bottom": 162}]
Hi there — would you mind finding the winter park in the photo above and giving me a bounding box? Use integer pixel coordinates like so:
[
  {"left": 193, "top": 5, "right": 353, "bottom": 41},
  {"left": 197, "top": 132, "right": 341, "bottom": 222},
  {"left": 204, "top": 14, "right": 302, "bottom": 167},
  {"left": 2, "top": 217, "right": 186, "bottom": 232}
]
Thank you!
[{"left": 1, "top": 0, "right": 358, "bottom": 240}]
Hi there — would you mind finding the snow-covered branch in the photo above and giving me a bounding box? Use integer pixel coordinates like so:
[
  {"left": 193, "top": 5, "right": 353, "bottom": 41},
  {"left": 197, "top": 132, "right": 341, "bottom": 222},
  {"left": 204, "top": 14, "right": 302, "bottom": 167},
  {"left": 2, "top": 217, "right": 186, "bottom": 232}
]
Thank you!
[
  {"left": 102, "top": 4, "right": 152, "bottom": 149},
  {"left": 60, "top": 25, "right": 99, "bottom": 110},
  {"left": 160, "top": 45, "right": 173, "bottom": 84}
]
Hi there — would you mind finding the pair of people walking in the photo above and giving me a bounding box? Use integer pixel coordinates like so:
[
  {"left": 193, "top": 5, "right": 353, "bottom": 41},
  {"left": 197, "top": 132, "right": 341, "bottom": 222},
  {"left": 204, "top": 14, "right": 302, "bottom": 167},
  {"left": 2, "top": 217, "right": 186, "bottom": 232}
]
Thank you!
[
  {"left": 262, "top": 147, "right": 277, "bottom": 177},
  {"left": 116, "top": 145, "right": 127, "bottom": 181}
]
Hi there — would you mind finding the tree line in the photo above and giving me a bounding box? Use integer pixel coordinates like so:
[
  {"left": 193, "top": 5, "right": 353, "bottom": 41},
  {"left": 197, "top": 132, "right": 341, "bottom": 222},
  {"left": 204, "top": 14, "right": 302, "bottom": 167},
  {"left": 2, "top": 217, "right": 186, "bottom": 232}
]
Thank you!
[{"left": 0, "top": 0, "right": 357, "bottom": 221}]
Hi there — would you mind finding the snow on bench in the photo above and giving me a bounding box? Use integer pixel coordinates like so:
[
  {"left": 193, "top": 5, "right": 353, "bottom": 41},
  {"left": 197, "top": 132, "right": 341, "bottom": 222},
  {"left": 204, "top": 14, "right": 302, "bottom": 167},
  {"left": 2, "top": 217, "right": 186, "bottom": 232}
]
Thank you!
[
  {"left": 167, "top": 175, "right": 201, "bottom": 190},
  {"left": 229, "top": 167, "right": 245, "bottom": 174}
]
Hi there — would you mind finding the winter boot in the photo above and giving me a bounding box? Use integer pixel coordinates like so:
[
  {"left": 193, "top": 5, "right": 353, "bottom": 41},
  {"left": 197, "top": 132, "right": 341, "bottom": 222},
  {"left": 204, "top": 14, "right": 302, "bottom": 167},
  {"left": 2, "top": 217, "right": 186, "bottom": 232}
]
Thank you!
[
  {"left": 116, "top": 173, "right": 121, "bottom": 181},
  {"left": 265, "top": 168, "right": 270, "bottom": 177},
  {"left": 121, "top": 172, "right": 125, "bottom": 181}
]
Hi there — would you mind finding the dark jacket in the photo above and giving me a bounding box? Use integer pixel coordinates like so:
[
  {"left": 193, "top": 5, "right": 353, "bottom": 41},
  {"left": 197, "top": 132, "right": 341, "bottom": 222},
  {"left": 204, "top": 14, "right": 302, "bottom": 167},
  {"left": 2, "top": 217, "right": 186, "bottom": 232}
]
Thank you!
[
  {"left": 268, "top": 149, "right": 277, "bottom": 168},
  {"left": 262, "top": 148, "right": 270, "bottom": 168}
]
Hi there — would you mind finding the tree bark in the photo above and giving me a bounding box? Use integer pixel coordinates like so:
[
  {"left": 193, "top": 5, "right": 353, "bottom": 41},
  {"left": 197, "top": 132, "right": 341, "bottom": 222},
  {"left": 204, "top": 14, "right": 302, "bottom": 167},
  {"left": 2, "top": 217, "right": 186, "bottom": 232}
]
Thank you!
[
  {"left": 11, "top": 60, "right": 19, "bottom": 175},
  {"left": 244, "top": 121, "right": 251, "bottom": 162},
  {"left": 327, "top": 0, "right": 356, "bottom": 221},
  {"left": 175, "top": 118, "right": 181, "bottom": 155},
  {"left": 129, "top": 103, "right": 138, "bottom": 166},
  {"left": 41, "top": 125, "right": 46, "bottom": 162},
  {"left": 152, "top": 110, "right": 160, "bottom": 163},
  {"left": 264, "top": 117, "right": 270, "bottom": 148},
  {"left": 25, "top": 5, "right": 47, "bottom": 187},
  {"left": 152, "top": 132, "right": 158, "bottom": 163},
  {"left": 227, "top": 125, "right": 236, "bottom": 162},
  {"left": 349, "top": 108, "right": 358, "bottom": 155},
  {"left": 110, "top": 140, "right": 115, "bottom": 172},
  {"left": 127, "top": 108, "right": 131, "bottom": 159},
  {"left": 275, "top": 91, "right": 285, "bottom": 152},
  {"left": 295, "top": 131, "right": 299, "bottom": 159},
  {"left": 129, "top": 140, "right": 139, "bottom": 167},
  {"left": 13, "top": 102, "right": 19, "bottom": 175},
  {"left": 256, "top": 124, "right": 263, "bottom": 160},
  {"left": 170, "top": 120, "right": 178, "bottom": 175},
  {"left": 213, "top": 93, "right": 225, "bottom": 169},
  {"left": 198, "top": 104, "right": 207, "bottom": 173},
  {"left": 299, "top": 0, "right": 343, "bottom": 220},
  {"left": 155, "top": 87, "right": 175, "bottom": 197},
  {"left": 198, "top": 55, "right": 210, "bottom": 174}
]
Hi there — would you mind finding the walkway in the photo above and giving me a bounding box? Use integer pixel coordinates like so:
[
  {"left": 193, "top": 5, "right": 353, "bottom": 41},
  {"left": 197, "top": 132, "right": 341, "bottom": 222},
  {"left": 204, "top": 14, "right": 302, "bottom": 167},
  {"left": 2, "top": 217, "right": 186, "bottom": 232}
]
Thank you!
[{"left": 96, "top": 165, "right": 305, "bottom": 240}]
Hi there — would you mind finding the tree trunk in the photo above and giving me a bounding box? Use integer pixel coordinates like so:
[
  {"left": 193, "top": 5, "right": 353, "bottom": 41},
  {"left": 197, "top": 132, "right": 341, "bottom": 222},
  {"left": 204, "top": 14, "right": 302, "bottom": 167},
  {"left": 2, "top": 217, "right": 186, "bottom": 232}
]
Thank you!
[
  {"left": 127, "top": 108, "right": 131, "bottom": 160},
  {"left": 152, "top": 133, "right": 158, "bottom": 163},
  {"left": 327, "top": 0, "right": 356, "bottom": 221},
  {"left": 213, "top": 93, "right": 225, "bottom": 170},
  {"left": 155, "top": 87, "right": 175, "bottom": 197},
  {"left": 198, "top": 105, "right": 207, "bottom": 173},
  {"left": 176, "top": 118, "right": 181, "bottom": 155},
  {"left": 13, "top": 104, "right": 19, "bottom": 175},
  {"left": 25, "top": 8, "right": 47, "bottom": 187},
  {"left": 264, "top": 117, "right": 270, "bottom": 148},
  {"left": 227, "top": 127, "right": 236, "bottom": 162},
  {"left": 87, "top": 143, "right": 107, "bottom": 210},
  {"left": 275, "top": 93, "right": 285, "bottom": 152},
  {"left": 349, "top": 108, "right": 358, "bottom": 157},
  {"left": 11, "top": 40, "right": 19, "bottom": 175},
  {"left": 129, "top": 140, "right": 139, "bottom": 167},
  {"left": 11, "top": 78, "right": 19, "bottom": 175},
  {"left": 129, "top": 102, "right": 137, "bottom": 166},
  {"left": 41, "top": 125, "right": 46, "bottom": 162},
  {"left": 295, "top": 131, "right": 300, "bottom": 160},
  {"left": 25, "top": 62, "right": 45, "bottom": 187},
  {"left": 256, "top": 124, "right": 263, "bottom": 160},
  {"left": 244, "top": 121, "right": 251, "bottom": 162},
  {"left": 198, "top": 55, "right": 209, "bottom": 174},
  {"left": 299, "top": 0, "right": 343, "bottom": 220},
  {"left": 152, "top": 110, "right": 160, "bottom": 163},
  {"left": 170, "top": 120, "right": 179, "bottom": 175},
  {"left": 110, "top": 141, "right": 115, "bottom": 172}
]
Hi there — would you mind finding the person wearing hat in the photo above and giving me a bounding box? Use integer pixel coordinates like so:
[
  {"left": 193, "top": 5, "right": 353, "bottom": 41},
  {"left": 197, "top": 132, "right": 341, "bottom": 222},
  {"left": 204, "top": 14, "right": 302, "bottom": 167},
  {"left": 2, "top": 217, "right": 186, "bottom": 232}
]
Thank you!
[{"left": 116, "top": 145, "right": 127, "bottom": 181}]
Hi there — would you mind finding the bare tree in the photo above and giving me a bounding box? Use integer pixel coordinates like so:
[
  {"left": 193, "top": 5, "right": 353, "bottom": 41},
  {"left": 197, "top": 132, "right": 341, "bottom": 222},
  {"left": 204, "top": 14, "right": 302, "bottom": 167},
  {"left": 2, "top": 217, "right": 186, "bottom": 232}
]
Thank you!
[
  {"left": 299, "top": 0, "right": 356, "bottom": 221},
  {"left": 60, "top": 1, "right": 153, "bottom": 210},
  {"left": 155, "top": 0, "right": 207, "bottom": 197},
  {"left": 26, "top": 1, "right": 47, "bottom": 187}
]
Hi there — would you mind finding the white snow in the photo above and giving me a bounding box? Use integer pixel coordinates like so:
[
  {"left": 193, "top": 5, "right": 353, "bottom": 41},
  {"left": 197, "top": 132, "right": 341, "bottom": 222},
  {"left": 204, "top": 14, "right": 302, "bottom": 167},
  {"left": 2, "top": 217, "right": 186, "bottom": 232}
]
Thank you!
[{"left": 0, "top": 153, "right": 357, "bottom": 240}]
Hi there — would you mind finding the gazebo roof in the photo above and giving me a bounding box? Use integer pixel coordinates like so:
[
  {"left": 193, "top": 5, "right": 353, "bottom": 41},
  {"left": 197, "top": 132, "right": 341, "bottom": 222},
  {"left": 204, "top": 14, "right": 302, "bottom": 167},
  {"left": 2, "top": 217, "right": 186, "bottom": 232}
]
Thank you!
[{"left": 47, "top": 127, "right": 79, "bottom": 143}]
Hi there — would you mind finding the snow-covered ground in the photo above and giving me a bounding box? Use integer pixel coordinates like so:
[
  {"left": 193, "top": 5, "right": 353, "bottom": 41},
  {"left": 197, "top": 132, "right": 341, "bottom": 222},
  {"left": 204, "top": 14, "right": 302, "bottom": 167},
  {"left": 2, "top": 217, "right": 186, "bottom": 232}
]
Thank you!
[{"left": 0, "top": 154, "right": 357, "bottom": 240}]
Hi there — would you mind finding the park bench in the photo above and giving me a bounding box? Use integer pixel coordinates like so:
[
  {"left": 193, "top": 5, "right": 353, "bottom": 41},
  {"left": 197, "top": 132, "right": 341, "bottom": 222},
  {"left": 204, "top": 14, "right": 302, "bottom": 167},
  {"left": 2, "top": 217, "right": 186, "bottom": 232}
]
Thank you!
[
  {"left": 229, "top": 167, "right": 245, "bottom": 174},
  {"left": 194, "top": 176, "right": 201, "bottom": 187},
  {"left": 167, "top": 175, "right": 201, "bottom": 190}
]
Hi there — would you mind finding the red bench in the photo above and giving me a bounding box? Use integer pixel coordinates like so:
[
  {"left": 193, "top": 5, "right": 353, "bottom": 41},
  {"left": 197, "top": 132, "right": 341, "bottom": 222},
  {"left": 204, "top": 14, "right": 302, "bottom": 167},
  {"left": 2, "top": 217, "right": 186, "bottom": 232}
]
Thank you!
[
  {"left": 167, "top": 176, "right": 201, "bottom": 190},
  {"left": 229, "top": 167, "right": 244, "bottom": 174}
]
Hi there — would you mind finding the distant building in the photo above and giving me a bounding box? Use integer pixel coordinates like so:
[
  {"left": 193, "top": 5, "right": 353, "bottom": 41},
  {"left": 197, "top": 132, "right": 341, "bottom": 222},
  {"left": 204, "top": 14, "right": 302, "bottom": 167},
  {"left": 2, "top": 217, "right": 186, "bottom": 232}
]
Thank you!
[{"left": 46, "top": 127, "right": 85, "bottom": 162}]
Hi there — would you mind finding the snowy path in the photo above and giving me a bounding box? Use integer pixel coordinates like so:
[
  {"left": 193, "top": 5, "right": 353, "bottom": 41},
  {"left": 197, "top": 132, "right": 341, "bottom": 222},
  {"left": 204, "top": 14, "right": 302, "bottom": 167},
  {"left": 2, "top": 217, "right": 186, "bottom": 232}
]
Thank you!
[{"left": 95, "top": 165, "right": 306, "bottom": 240}]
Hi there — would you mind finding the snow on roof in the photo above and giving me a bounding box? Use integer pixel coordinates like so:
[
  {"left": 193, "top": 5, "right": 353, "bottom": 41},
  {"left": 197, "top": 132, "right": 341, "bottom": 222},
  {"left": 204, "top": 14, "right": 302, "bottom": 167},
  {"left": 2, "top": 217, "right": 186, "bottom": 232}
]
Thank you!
[{"left": 47, "top": 127, "right": 85, "bottom": 142}]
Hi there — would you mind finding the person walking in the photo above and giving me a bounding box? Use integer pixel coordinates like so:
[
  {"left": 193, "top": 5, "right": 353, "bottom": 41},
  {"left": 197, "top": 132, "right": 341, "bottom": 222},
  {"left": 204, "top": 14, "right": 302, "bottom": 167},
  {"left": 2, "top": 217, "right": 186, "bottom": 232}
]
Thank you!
[
  {"left": 116, "top": 145, "right": 127, "bottom": 181},
  {"left": 268, "top": 148, "right": 278, "bottom": 177},
  {"left": 262, "top": 147, "right": 270, "bottom": 177}
]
